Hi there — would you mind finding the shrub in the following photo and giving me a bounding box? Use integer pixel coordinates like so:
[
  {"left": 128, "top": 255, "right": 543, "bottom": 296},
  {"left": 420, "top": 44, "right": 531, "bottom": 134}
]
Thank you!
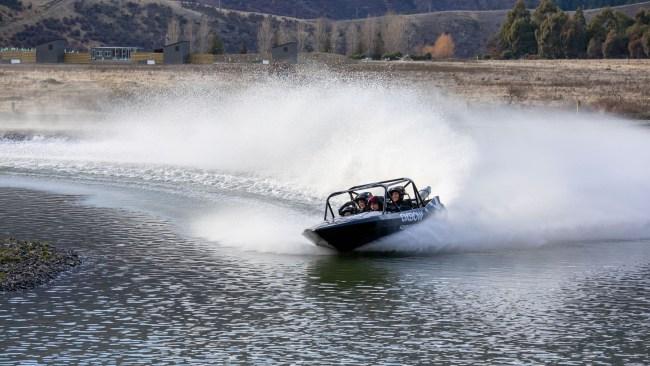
[
  {"left": 381, "top": 51, "right": 402, "bottom": 60},
  {"left": 410, "top": 53, "right": 432, "bottom": 61},
  {"left": 500, "top": 50, "right": 514, "bottom": 59}
]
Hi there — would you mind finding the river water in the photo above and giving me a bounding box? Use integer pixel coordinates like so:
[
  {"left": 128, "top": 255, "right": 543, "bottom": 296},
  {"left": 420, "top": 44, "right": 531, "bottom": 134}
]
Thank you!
[
  {"left": 1, "top": 186, "right": 649, "bottom": 365},
  {"left": 2, "top": 77, "right": 650, "bottom": 364}
]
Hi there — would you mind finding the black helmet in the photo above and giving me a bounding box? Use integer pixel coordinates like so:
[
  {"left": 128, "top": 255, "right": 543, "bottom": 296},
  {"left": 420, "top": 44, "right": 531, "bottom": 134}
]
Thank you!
[
  {"left": 338, "top": 201, "right": 359, "bottom": 217},
  {"left": 388, "top": 186, "right": 405, "bottom": 197},
  {"left": 355, "top": 192, "right": 373, "bottom": 204}
]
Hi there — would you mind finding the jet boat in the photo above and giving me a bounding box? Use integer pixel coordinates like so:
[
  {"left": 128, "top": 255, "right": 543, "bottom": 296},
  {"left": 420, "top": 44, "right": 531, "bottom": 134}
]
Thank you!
[{"left": 303, "top": 178, "right": 445, "bottom": 252}]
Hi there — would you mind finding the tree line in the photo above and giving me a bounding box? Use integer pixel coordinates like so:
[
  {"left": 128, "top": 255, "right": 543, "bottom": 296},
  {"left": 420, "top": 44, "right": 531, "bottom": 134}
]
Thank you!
[
  {"left": 255, "top": 13, "right": 455, "bottom": 60},
  {"left": 497, "top": 0, "right": 650, "bottom": 58},
  {"left": 165, "top": 15, "right": 225, "bottom": 54}
]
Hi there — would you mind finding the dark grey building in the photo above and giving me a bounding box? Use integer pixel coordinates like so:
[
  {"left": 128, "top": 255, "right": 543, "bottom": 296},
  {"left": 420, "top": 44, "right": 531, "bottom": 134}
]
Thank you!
[
  {"left": 163, "top": 41, "right": 190, "bottom": 64},
  {"left": 36, "top": 39, "right": 66, "bottom": 63},
  {"left": 271, "top": 42, "right": 298, "bottom": 64}
]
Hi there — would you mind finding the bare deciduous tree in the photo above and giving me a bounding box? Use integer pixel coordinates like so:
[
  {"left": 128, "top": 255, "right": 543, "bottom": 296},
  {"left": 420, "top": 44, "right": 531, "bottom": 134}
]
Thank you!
[
  {"left": 257, "top": 16, "right": 274, "bottom": 57},
  {"left": 296, "top": 21, "right": 309, "bottom": 52},
  {"left": 345, "top": 24, "right": 362, "bottom": 56},
  {"left": 315, "top": 17, "right": 331, "bottom": 52},
  {"left": 422, "top": 32, "right": 455, "bottom": 59},
  {"left": 404, "top": 21, "right": 417, "bottom": 55},
  {"left": 166, "top": 17, "right": 181, "bottom": 45},
  {"left": 197, "top": 16, "right": 211, "bottom": 53},
  {"left": 330, "top": 23, "right": 346, "bottom": 54},
  {"left": 360, "top": 16, "right": 377, "bottom": 57},
  {"left": 328, "top": 23, "right": 345, "bottom": 53},
  {"left": 275, "top": 21, "right": 293, "bottom": 46},
  {"left": 183, "top": 20, "right": 194, "bottom": 51},
  {"left": 383, "top": 12, "right": 408, "bottom": 54}
]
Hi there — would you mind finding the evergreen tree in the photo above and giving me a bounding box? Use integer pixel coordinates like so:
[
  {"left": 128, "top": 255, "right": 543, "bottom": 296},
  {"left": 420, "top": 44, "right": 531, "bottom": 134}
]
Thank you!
[
  {"left": 635, "top": 9, "right": 650, "bottom": 25},
  {"left": 614, "top": 11, "right": 634, "bottom": 31},
  {"left": 493, "top": 0, "right": 644, "bottom": 59},
  {"left": 587, "top": 9, "right": 632, "bottom": 58},
  {"left": 588, "top": 8, "right": 610, "bottom": 41},
  {"left": 628, "top": 37, "right": 645, "bottom": 58},
  {"left": 538, "top": 11, "right": 569, "bottom": 58},
  {"left": 586, "top": 37, "right": 603, "bottom": 58},
  {"left": 626, "top": 10, "right": 650, "bottom": 58},
  {"left": 602, "top": 29, "right": 627, "bottom": 57},
  {"left": 510, "top": 17, "right": 538, "bottom": 57},
  {"left": 498, "top": 0, "right": 537, "bottom": 58},
  {"left": 643, "top": 29, "right": 650, "bottom": 57},
  {"left": 533, "top": 0, "right": 560, "bottom": 27},
  {"left": 499, "top": 0, "right": 531, "bottom": 41},
  {"left": 562, "top": 8, "right": 587, "bottom": 57}
]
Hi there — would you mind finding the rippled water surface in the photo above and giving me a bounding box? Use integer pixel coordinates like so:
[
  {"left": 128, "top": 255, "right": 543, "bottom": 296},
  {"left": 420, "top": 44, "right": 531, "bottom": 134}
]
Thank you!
[{"left": 1, "top": 188, "right": 650, "bottom": 365}]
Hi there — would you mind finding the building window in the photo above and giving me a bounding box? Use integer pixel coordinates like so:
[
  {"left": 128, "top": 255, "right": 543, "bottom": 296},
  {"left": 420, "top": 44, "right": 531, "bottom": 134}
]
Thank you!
[
  {"left": 175, "top": 46, "right": 179, "bottom": 52},
  {"left": 283, "top": 47, "right": 288, "bottom": 52},
  {"left": 48, "top": 44, "right": 53, "bottom": 51}
]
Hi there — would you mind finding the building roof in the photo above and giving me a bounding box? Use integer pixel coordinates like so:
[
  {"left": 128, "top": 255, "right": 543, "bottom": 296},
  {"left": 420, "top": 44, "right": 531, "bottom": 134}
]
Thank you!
[
  {"left": 164, "top": 41, "right": 190, "bottom": 47},
  {"left": 272, "top": 42, "right": 297, "bottom": 49},
  {"left": 91, "top": 46, "right": 142, "bottom": 50}
]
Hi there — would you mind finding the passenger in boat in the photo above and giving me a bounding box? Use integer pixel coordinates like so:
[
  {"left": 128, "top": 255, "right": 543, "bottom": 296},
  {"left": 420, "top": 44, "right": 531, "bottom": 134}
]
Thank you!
[
  {"left": 354, "top": 192, "right": 373, "bottom": 212},
  {"left": 369, "top": 196, "right": 384, "bottom": 212},
  {"left": 387, "top": 186, "right": 411, "bottom": 212}
]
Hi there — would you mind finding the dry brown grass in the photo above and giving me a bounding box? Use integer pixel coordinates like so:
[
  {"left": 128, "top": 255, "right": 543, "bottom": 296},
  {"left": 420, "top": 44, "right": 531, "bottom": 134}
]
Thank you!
[{"left": 0, "top": 59, "right": 648, "bottom": 119}]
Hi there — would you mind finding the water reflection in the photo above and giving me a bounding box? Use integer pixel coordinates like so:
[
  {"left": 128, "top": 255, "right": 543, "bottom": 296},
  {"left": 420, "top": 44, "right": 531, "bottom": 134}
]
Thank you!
[{"left": 307, "top": 256, "right": 393, "bottom": 289}]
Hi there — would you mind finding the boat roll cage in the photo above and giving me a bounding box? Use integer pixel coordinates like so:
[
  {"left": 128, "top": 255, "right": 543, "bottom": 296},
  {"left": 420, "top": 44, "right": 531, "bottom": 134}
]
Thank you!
[{"left": 324, "top": 177, "right": 426, "bottom": 221}]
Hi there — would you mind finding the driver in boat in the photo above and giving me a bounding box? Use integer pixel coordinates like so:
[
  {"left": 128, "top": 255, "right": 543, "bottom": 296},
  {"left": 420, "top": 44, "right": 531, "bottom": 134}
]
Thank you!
[
  {"left": 368, "top": 196, "right": 384, "bottom": 212},
  {"left": 387, "top": 186, "right": 412, "bottom": 212},
  {"left": 354, "top": 192, "right": 373, "bottom": 212},
  {"left": 339, "top": 201, "right": 358, "bottom": 217}
]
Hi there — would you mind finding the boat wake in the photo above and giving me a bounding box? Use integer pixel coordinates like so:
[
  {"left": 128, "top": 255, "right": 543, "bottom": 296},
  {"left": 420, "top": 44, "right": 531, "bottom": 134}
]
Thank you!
[{"left": 1, "top": 73, "right": 650, "bottom": 254}]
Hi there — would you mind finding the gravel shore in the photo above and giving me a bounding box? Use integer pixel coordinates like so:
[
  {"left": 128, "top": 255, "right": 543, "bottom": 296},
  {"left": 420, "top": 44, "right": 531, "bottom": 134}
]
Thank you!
[{"left": 0, "top": 238, "right": 81, "bottom": 292}]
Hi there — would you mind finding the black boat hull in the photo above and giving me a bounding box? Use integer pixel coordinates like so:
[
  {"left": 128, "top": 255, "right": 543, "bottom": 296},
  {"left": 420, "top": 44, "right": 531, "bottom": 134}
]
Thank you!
[{"left": 304, "top": 199, "right": 444, "bottom": 252}]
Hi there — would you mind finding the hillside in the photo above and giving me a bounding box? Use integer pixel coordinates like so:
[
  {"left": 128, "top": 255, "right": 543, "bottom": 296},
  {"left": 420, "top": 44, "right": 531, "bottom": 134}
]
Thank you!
[
  {"left": 1, "top": 0, "right": 649, "bottom": 57},
  {"left": 0, "top": 0, "right": 293, "bottom": 52},
  {"left": 190, "top": 0, "right": 649, "bottom": 19}
]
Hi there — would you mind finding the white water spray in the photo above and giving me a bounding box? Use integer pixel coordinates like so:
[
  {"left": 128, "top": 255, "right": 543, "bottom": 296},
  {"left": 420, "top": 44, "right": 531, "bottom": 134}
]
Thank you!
[{"left": 1, "top": 73, "right": 649, "bottom": 254}]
